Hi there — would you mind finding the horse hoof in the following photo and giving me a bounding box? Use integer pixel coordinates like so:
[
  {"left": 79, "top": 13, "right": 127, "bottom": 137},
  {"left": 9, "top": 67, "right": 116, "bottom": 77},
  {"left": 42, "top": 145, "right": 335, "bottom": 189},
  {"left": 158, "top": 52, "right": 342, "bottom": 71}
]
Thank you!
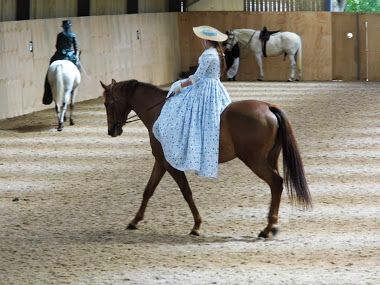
[
  {"left": 257, "top": 78, "right": 264, "bottom": 81},
  {"left": 258, "top": 227, "right": 279, "bottom": 239},
  {"left": 190, "top": 229, "right": 200, "bottom": 236},
  {"left": 126, "top": 223, "right": 138, "bottom": 230},
  {"left": 70, "top": 121, "right": 75, "bottom": 126},
  {"left": 271, "top": 226, "right": 279, "bottom": 236},
  {"left": 258, "top": 231, "right": 268, "bottom": 238},
  {"left": 57, "top": 122, "right": 64, "bottom": 131}
]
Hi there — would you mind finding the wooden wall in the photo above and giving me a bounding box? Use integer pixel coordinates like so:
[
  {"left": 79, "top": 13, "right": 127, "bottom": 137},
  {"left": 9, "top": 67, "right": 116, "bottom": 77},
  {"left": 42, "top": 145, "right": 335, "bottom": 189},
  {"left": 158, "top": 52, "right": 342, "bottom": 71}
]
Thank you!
[
  {"left": 138, "top": 0, "right": 168, "bottom": 13},
  {"left": 332, "top": 13, "right": 380, "bottom": 81},
  {"left": 30, "top": 0, "right": 77, "bottom": 19},
  {"left": 178, "top": 11, "right": 332, "bottom": 81},
  {"left": 0, "top": 13, "right": 181, "bottom": 119},
  {"left": 1, "top": 11, "right": 379, "bottom": 119},
  {"left": 332, "top": 13, "right": 358, "bottom": 80},
  {"left": 0, "top": 0, "right": 170, "bottom": 22},
  {"left": 90, "top": 0, "right": 126, "bottom": 15},
  {"left": 0, "top": 0, "right": 16, "bottom": 21}
]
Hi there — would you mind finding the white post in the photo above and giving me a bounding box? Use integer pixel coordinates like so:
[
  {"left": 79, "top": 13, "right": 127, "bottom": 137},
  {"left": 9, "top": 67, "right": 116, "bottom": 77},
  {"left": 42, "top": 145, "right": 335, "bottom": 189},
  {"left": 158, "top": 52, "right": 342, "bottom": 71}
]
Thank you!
[{"left": 365, "top": 21, "right": 369, "bottom": 81}]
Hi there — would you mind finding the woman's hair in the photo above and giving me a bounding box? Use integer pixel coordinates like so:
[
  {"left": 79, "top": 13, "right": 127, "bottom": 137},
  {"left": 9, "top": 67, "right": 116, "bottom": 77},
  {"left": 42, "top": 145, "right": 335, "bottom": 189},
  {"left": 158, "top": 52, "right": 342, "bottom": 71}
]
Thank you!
[{"left": 209, "top": 40, "right": 226, "bottom": 77}]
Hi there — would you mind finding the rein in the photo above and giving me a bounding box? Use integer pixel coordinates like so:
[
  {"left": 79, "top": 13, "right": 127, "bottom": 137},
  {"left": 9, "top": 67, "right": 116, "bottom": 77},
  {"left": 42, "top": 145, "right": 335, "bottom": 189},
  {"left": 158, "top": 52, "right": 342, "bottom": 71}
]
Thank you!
[
  {"left": 125, "top": 114, "right": 140, "bottom": 124},
  {"left": 241, "top": 31, "right": 256, "bottom": 49}
]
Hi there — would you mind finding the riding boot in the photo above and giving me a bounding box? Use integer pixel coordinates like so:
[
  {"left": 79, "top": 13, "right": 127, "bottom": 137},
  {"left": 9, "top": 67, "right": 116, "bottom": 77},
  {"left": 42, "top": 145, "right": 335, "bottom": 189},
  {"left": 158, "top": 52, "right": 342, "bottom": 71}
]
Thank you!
[{"left": 42, "top": 74, "right": 53, "bottom": 105}]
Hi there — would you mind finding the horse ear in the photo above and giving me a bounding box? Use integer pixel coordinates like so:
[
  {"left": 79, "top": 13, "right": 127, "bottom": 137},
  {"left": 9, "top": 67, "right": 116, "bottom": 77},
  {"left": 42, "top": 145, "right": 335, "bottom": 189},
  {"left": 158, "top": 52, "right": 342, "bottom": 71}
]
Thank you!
[
  {"left": 100, "top": 80, "right": 107, "bottom": 90},
  {"left": 111, "top": 79, "right": 117, "bottom": 85}
]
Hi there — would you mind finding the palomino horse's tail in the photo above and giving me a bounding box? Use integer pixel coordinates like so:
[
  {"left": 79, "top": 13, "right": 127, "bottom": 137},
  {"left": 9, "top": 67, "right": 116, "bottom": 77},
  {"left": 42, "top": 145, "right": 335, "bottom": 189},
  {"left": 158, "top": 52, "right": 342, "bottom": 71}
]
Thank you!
[{"left": 270, "top": 106, "right": 312, "bottom": 208}]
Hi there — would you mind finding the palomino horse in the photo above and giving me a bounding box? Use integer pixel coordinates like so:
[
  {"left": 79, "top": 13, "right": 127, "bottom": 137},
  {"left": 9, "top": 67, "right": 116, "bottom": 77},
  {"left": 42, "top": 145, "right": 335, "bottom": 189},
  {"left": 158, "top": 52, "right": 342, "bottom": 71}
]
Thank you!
[
  {"left": 226, "top": 29, "right": 302, "bottom": 81},
  {"left": 47, "top": 60, "right": 81, "bottom": 131},
  {"left": 100, "top": 79, "right": 312, "bottom": 238}
]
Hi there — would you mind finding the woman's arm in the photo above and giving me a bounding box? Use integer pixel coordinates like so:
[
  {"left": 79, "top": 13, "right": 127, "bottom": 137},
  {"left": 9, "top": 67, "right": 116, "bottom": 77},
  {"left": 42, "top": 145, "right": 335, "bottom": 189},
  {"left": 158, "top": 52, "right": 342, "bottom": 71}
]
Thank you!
[
  {"left": 175, "top": 54, "right": 212, "bottom": 93},
  {"left": 179, "top": 79, "right": 192, "bottom": 89},
  {"left": 173, "top": 78, "right": 192, "bottom": 94}
]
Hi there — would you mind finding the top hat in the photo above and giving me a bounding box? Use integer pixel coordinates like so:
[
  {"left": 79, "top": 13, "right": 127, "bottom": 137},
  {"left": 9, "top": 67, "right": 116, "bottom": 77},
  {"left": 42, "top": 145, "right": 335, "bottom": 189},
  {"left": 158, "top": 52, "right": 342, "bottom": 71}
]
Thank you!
[{"left": 62, "top": 20, "right": 72, "bottom": 27}]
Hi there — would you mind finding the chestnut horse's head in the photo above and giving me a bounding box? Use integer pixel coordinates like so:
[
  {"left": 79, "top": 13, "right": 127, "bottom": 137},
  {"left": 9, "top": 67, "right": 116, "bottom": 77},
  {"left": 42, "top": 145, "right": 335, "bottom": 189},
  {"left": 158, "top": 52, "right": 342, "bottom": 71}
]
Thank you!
[{"left": 100, "top": 79, "right": 137, "bottom": 137}]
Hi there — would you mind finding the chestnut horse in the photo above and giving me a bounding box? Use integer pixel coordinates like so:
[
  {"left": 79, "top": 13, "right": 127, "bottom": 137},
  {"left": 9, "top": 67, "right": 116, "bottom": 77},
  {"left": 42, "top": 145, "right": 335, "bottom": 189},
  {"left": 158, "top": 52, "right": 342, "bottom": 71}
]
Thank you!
[{"left": 100, "top": 79, "right": 312, "bottom": 238}]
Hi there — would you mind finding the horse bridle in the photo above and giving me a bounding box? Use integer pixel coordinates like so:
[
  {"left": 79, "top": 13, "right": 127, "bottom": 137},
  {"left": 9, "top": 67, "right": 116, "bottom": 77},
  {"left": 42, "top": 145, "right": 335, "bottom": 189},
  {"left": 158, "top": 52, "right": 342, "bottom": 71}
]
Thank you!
[{"left": 114, "top": 91, "right": 174, "bottom": 125}]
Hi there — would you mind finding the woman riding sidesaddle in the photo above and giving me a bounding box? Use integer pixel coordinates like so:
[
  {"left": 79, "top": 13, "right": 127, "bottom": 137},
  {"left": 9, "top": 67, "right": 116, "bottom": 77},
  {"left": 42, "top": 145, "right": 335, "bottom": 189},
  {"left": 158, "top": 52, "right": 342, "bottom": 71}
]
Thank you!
[{"left": 43, "top": 20, "right": 80, "bottom": 105}]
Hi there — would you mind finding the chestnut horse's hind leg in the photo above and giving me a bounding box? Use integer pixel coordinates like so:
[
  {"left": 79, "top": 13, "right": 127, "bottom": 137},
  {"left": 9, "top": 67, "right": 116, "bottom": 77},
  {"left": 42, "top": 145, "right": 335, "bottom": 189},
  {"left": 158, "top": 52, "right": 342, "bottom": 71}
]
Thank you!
[
  {"left": 127, "top": 160, "right": 166, "bottom": 230},
  {"left": 164, "top": 162, "right": 202, "bottom": 236},
  {"left": 242, "top": 155, "right": 283, "bottom": 238}
]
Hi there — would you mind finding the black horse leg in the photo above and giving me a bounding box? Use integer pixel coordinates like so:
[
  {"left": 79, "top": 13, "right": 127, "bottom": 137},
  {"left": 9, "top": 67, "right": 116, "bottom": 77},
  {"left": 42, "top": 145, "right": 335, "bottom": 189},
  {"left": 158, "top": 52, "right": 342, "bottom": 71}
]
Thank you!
[
  {"left": 164, "top": 162, "right": 202, "bottom": 236},
  {"left": 127, "top": 160, "right": 166, "bottom": 230}
]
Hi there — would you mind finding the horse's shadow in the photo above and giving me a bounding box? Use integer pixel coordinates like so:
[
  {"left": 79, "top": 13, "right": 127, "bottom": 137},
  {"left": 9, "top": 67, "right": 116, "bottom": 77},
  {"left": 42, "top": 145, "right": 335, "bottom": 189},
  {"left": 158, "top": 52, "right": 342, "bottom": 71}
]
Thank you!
[
  {"left": 0, "top": 123, "right": 54, "bottom": 133},
  {"left": 68, "top": 228, "right": 271, "bottom": 246}
]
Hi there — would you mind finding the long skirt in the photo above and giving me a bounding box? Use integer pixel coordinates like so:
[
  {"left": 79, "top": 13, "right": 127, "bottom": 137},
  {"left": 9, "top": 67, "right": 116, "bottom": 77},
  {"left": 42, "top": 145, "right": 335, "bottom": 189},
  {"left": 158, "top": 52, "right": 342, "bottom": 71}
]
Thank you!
[{"left": 152, "top": 78, "right": 231, "bottom": 178}]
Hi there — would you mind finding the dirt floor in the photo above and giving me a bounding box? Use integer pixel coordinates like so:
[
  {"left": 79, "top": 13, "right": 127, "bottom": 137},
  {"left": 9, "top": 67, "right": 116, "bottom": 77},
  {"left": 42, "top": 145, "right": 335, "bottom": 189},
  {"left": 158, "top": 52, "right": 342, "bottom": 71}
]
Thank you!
[{"left": 0, "top": 81, "right": 379, "bottom": 285}]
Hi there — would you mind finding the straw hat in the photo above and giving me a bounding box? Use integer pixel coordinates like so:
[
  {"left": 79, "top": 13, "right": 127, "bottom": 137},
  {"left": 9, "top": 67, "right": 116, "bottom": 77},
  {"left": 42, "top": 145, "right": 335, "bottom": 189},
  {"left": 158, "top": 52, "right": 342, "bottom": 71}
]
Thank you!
[{"left": 193, "top": 26, "right": 228, "bottom": 42}]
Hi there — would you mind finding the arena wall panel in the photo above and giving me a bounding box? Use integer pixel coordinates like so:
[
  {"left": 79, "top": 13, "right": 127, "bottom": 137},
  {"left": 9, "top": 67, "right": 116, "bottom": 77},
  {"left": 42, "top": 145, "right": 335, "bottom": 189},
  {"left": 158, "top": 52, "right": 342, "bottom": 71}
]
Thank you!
[
  {"left": 90, "top": 0, "right": 127, "bottom": 15},
  {"left": 0, "top": 0, "right": 16, "bottom": 21},
  {"left": 0, "top": 13, "right": 180, "bottom": 119},
  {"left": 30, "top": 0, "right": 77, "bottom": 19},
  {"left": 332, "top": 13, "right": 358, "bottom": 81},
  {"left": 138, "top": 0, "right": 168, "bottom": 13}
]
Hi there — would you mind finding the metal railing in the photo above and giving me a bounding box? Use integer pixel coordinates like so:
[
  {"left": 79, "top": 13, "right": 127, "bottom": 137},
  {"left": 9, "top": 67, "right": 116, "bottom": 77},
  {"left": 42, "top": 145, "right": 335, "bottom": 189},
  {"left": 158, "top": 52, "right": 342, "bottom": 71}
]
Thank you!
[{"left": 246, "top": 0, "right": 327, "bottom": 11}]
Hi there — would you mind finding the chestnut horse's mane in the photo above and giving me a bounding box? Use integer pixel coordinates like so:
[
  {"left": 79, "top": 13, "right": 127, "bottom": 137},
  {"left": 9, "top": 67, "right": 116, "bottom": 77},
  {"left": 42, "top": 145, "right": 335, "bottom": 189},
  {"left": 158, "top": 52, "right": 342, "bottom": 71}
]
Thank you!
[{"left": 116, "top": 79, "right": 167, "bottom": 95}]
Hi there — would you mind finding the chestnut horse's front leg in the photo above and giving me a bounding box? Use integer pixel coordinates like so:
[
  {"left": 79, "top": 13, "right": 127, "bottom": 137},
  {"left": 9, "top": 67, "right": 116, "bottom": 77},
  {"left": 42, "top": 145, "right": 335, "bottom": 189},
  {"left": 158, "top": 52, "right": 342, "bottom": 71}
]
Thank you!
[
  {"left": 163, "top": 162, "right": 202, "bottom": 236},
  {"left": 127, "top": 160, "right": 166, "bottom": 230}
]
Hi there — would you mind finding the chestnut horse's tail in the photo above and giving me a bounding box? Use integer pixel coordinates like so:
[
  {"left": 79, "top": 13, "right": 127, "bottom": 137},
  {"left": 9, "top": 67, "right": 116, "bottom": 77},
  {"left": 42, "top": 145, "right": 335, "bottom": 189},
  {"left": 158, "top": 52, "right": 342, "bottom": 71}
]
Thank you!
[{"left": 270, "top": 106, "right": 312, "bottom": 208}]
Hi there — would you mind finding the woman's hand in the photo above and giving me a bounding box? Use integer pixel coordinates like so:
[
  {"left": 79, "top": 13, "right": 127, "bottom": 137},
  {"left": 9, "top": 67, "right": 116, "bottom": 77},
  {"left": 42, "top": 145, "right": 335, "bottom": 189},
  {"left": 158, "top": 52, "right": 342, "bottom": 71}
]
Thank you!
[{"left": 174, "top": 82, "right": 182, "bottom": 94}]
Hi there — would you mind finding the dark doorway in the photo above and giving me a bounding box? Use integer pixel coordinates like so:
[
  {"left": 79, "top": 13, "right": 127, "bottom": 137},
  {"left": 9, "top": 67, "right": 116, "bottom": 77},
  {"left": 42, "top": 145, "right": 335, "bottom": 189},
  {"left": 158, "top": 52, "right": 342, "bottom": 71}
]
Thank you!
[
  {"left": 169, "top": 0, "right": 186, "bottom": 12},
  {"left": 16, "top": 0, "right": 30, "bottom": 20},
  {"left": 78, "top": 0, "right": 90, "bottom": 17},
  {"left": 127, "top": 0, "right": 138, "bottom": 14}
]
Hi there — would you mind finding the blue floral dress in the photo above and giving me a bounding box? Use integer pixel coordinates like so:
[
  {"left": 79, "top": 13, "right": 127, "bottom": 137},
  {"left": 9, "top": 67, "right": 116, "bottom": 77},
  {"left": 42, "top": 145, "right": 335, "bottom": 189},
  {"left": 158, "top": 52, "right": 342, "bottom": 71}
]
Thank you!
[{"left": 153, "top": 47, "right": 231, "bottom": 178}]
